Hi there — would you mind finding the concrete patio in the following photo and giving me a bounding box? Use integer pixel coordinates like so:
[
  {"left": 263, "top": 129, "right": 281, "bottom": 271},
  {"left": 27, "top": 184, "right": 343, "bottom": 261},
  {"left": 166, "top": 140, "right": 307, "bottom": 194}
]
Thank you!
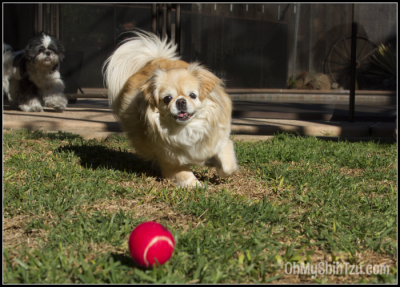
[{"left": 3, "top": 94, "right": 396, "bottom": 142}]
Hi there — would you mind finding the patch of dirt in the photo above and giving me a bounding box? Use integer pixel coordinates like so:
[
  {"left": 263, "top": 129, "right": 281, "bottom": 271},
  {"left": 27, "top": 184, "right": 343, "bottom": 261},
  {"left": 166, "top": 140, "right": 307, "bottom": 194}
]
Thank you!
[
  {"left": 195, "top": 167, "right": 278, "bottom": 200},
  {"left": 3, "top": 214, "right": 48, "bottom": 261},
  {"left": 106, "top": 164, "right": 294, "bottom": 203},
  {"left": 339, "top": 167, "right": 365, "bottom": 177},
  {"left": 82, "top": 198, "right": 198, "bottom": 231},
  {"left": 198, "top": 161, "right": 295, "bottom": 196}
]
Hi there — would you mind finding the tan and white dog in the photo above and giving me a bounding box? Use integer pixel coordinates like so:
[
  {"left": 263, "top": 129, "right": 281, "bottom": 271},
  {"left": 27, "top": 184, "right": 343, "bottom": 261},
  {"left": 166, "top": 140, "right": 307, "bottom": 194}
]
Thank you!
[{"left": 103, "top": 31, "right": 239, "bottom": 188}]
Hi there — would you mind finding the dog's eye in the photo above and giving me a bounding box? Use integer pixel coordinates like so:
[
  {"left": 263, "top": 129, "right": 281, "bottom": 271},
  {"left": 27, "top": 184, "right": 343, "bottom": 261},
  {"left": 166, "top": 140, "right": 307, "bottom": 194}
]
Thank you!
[
  {"left": 163, "top": 95, "right": 172, "bottom": 104},
  {"left": 189, "top": 93, "right": 197, "bottom": 99}
]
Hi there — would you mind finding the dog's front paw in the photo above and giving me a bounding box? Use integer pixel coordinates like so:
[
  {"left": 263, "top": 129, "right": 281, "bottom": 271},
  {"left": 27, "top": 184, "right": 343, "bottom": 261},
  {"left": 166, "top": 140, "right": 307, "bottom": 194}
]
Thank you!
[
  {"left": 53, "top": 105, "right": 66, "bottom": 112},
  {"left": 19, "top": 104, "right": 44, "bottom": 112},
  {"left": 50, "top": 100, "right": 67, "bottom": 112},
  {"left": 44, "top": 94, "right": 68, "bottom": 112},
  {"left": 175, "top": 177, "right": 204, "bottom": 189},
  {"left": 214, "top": 139, "right": 239, "bottom": 178},
  {"left": 159, "top": 162, "right": 205, "bottom": 189}
]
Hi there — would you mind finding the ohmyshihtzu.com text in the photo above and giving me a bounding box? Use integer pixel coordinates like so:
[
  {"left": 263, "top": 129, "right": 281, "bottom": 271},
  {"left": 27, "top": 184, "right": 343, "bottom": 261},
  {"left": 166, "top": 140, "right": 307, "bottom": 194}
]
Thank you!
[{"left": 284, "top": 261, "right": 389, "bottom": 278}]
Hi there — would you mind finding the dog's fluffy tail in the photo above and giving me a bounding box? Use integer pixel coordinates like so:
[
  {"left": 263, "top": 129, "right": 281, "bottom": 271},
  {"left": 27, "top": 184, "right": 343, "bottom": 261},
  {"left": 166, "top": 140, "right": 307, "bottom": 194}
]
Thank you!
[{"left": 102, "top": 30, "right": 180, "bottom": 107}]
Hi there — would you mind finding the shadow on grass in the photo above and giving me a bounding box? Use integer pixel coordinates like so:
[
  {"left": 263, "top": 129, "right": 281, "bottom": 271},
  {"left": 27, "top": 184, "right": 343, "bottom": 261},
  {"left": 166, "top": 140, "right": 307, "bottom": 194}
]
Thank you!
[
  {"left": 56, "top": 135, "right": 229, "bottom": 186},
  {"left": 20, "top": 130, "right": 231, "bottom": 186},
  {"left": 58, "top": 144, "right": 162, "bottom": 178},
  {"left": 110, "top": 252, "right": 136, "bottom": 268},
  {"left": 194, "top": 172, "right": 229, "bottom": 186},
  {"left": 58, "top": 144, "right": 229, "bottom": 187},
  {"left": 6, "top": 129, "right": 82, "bottom": 141},
  {"left": 110, "top": 252, "right": 157, "bottom": 271}
]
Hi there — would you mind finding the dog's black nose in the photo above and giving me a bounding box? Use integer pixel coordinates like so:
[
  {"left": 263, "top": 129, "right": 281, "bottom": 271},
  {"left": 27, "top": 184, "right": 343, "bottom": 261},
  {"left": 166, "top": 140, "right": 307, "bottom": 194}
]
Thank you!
[
  {"left": 45, "top": 51, "right": 51, "bottom": 56},
  {"left": 176, "top": 98, "right": 187, "bottom": 111}
]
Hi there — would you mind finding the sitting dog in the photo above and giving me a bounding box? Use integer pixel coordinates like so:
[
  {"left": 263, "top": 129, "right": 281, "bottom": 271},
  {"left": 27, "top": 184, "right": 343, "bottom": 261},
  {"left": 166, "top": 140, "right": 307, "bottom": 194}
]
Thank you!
[
  {"left": 3, "top": 32, "right": 68, "bottom": 112},
  {"left": 288, "top": 71, "right": 332, "bottom": 90}
]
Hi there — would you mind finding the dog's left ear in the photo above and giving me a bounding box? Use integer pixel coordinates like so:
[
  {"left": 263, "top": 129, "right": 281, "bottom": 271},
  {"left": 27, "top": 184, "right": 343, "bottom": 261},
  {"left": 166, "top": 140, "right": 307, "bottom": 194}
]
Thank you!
[
  {"left": 141, "top": 68, "right": 170, "bottom": 107},
  {"left": 188, "top": 63, "right": 222, "bottom": 101},
  {"left": 141, "top": 75, "right": 159, "bottom": 107}
]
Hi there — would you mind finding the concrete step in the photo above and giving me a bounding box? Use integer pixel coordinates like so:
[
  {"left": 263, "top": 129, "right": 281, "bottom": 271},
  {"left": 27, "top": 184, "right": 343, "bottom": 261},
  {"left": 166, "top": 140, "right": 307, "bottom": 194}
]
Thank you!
[{"left": 3, "top": 98, "right": 396, "bottom": 141}]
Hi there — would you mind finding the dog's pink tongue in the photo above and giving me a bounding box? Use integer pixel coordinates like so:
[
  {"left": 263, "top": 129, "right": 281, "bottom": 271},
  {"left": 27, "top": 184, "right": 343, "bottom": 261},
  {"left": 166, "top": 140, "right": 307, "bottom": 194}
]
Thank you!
[{"left": 179, "top": 112, "right": 188, "bottom": 118}]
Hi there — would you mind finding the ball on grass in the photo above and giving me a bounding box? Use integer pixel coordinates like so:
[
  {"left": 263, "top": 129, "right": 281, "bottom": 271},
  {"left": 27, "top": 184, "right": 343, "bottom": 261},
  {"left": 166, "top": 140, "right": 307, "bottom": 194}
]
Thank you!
[{"left": 128, "top": 221, "right": 175, "bottom": 268}]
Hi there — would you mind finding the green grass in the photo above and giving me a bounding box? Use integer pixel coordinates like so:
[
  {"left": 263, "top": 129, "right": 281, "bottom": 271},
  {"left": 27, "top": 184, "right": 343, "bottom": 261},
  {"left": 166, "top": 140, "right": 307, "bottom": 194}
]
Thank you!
[{"left": 3, "top": 129, "right": 397, "bottom": 283}]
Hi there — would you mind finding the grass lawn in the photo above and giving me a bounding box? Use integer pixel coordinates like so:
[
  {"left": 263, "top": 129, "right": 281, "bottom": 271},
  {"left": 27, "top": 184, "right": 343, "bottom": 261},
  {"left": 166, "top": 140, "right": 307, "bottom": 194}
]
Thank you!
[{"left": 3, "top": 129, "right": 397, "bottom": 283}]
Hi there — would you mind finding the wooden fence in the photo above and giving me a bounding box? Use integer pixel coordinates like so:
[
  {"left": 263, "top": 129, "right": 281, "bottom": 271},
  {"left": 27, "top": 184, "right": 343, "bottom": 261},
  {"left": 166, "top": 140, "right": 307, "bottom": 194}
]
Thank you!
[{"left": 184, "top": 4, "right": 396, "bottom": 88}]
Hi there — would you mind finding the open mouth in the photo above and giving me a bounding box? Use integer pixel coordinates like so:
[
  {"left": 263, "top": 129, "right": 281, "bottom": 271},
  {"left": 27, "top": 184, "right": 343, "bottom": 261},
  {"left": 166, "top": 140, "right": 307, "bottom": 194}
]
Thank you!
[
  {"left": 174, "top": 111, "right": 194, "bottom": 122},
  {"left": 44, "top": 57, "right": 51, "bottom": 61}
]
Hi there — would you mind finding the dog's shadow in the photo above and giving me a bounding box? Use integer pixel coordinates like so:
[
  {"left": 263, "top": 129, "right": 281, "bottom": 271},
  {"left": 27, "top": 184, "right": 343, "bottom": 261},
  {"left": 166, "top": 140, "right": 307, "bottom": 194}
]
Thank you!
[
  {"left": 57, "top": 144, "right": 229, "bottom": 187},
  {"left": 194, "top": 172, "right": 228, "bottom": 186},
  {"left": 57, "top": 144, "right": 162, "bottom": 178}
]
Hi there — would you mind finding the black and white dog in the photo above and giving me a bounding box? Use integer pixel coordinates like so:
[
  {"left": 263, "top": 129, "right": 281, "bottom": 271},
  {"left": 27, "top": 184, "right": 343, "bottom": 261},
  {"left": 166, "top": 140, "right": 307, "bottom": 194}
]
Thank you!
[{"left": 3, "top": 32, "right": 68, "bottom": 112}]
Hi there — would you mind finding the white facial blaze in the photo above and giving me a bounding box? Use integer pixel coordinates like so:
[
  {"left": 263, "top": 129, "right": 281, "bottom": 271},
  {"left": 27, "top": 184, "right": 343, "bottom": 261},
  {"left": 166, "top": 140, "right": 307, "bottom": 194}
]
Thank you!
[{"left": 42, "top": 35, "right": 52, "bottom": 48}]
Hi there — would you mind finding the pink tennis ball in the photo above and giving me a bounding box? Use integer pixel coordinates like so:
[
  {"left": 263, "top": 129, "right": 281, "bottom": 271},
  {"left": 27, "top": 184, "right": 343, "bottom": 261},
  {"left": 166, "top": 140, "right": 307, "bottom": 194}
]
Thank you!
[{"left": 128, "top": 221, "right": 175, "bottom": 268}]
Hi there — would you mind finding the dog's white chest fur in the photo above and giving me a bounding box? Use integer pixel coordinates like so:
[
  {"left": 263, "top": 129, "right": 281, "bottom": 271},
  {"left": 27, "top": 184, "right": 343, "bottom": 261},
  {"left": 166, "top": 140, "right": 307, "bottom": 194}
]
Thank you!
[{"left": 151, "top": 111, "right": 219, "bottom": 165}]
